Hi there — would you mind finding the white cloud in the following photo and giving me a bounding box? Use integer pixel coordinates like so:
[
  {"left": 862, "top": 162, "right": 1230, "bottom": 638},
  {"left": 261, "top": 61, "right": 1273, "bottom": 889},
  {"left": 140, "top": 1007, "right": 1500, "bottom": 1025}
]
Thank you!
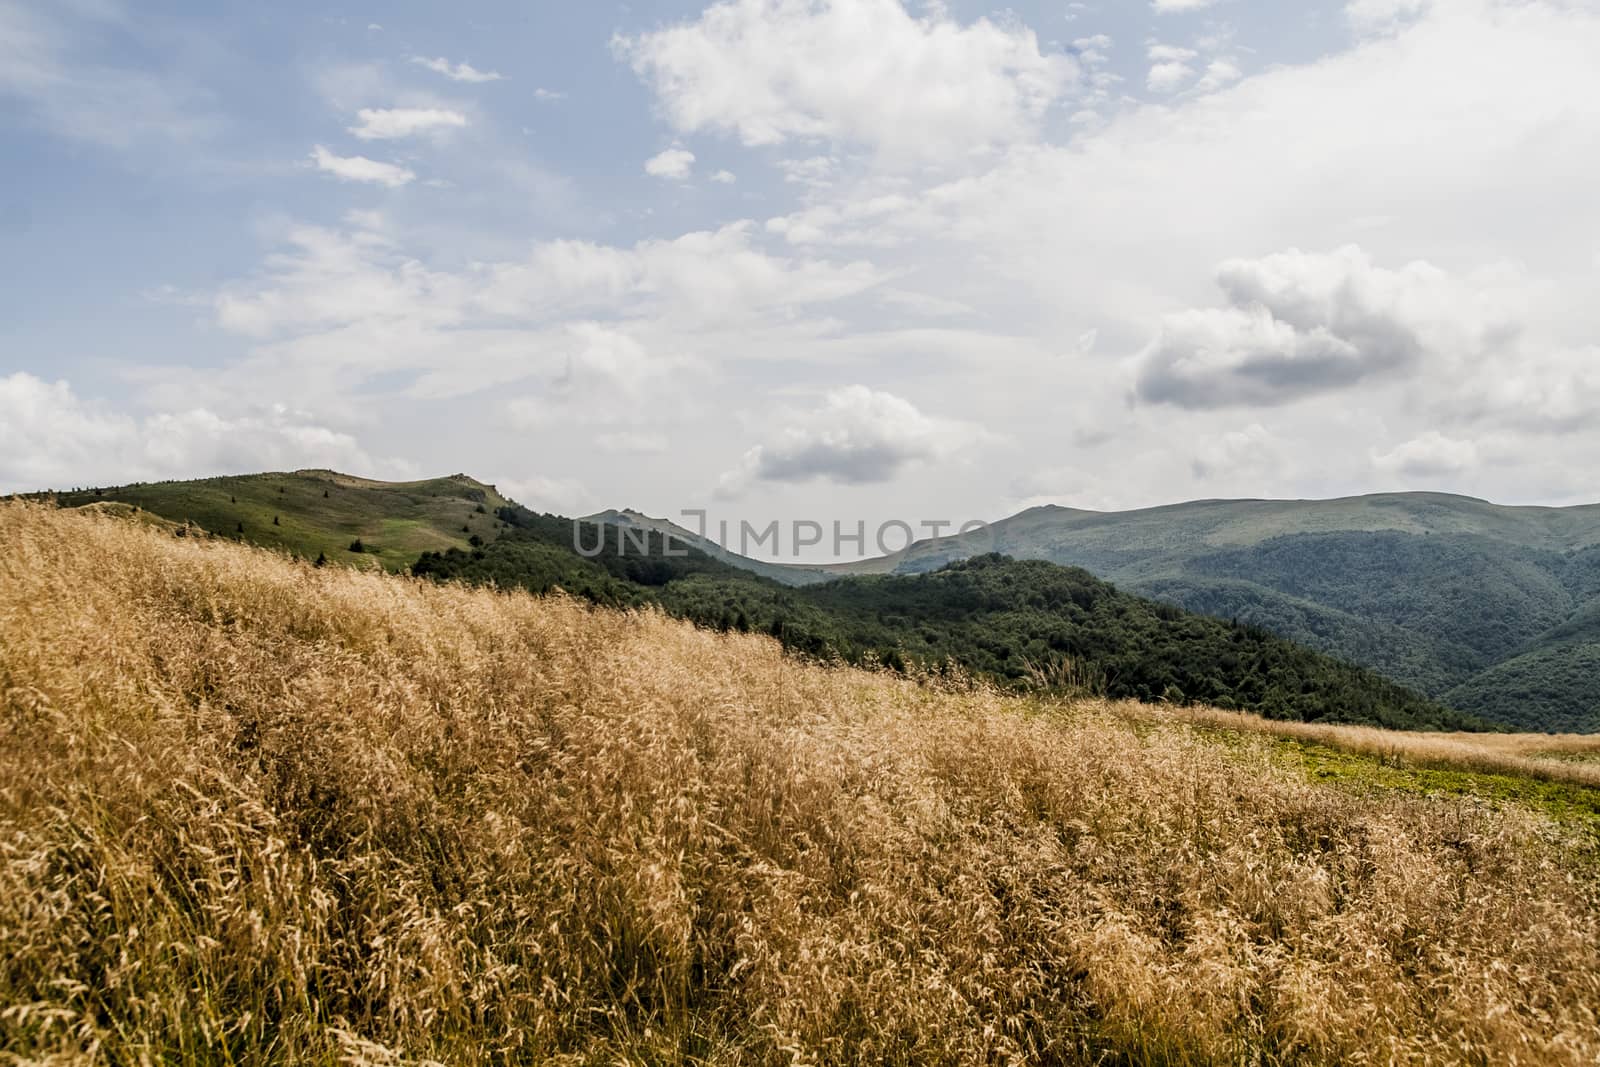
[
  {"left": 211, "top": 218, "right": 880, "bottom": 345},
  {"left": 1371, "top": 431, "right": 1478, "bottom": 479},
  {"left": 496, "top": 474, "right": 590, "bottom": 515},
  {"left": 1146, "top": 44, "right": 1198, "bottom": 93},
  {"left": 1195, "top": 58, "right": 1242, "bottom": 92},
  {"left": 1153, "top": 0, "right": 1221, "bottom": 10},
  {"left": 348, "top": 107, "right": 467, "bottom": 140},
  {"left": 709, "top": 169, "right": 737, "bottom": 184},
  {"left": 49, "top": 0, "right": 1600, "bottom": 519},
  {"left": 716, "top": 386, "right": 986, "bottom": 495},
  {"left": 410, "top": 56, "right": 503, "bottom": 83},
  {"left": 193, "top": 215, "right": 886, "bottom": 454},
  {"left": 1189, "top": 423, "right": 1282, "bottom": 483},
  {"left": 0, "top": 373, "right": 380, "bottom": 493},
  {"left": 308, "top": 145, "right": 415, "bottom": 187},
  {"left": 500, "top": 323, "right": 695, "bottom": 430},
  {"left": 615, "top": 0, "right": 1078, "bottom": 162},
  {"left": 1132, "top": 246, "right": 1517, "bottom": 410},
  {"left": 1346, "top": 0, "right": 1432, "bottom": 35},
  {"left": 644, "top": 147, "right": 695, "bottom": 180},
  {"left": 533, "top": 87, "right": 566, "bottom": 101}
]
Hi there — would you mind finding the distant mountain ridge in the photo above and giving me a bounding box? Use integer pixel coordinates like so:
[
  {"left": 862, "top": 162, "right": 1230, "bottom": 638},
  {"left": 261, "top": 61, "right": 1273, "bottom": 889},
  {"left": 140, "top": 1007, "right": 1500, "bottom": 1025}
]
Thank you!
[{"left": 669, "top": 493, "right": 1600, "bottom": 732}]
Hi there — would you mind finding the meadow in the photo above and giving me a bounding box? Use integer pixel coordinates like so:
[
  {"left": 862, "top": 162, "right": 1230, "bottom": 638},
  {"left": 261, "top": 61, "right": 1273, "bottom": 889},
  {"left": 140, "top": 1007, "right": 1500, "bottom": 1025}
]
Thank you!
[{"left": 3, "top": 501, "right": 1599, "bottom": 1064}]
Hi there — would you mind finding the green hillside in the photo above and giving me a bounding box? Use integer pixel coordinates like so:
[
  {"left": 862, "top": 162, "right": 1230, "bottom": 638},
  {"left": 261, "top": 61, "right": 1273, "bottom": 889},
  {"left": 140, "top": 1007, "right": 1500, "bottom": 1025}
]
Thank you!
[
  {"left": 414, "top": 503, "right": 1480, "bottom": 731},
  {"left": 36, "top": 470, "right": 510, "bottom": 572},
  {"left": 762, "top": 494, "right": 1600, "bottom": 732}
]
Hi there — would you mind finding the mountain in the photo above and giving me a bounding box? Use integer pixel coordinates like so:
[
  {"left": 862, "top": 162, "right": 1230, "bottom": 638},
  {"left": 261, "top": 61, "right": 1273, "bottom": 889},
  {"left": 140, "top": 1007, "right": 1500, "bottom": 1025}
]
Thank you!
[
  {"left": 417, "top": 501, "right": 1477, "bottom": 731},
  {"left": 32, "top": 469, "right": 510, "bottom": 572},
  {"left": 34, "top": 473, "right": 1543, "bottom": 730},
  {"left": 749, "top": 493, "right": 1600, "bottom": 732},
  {"left": 582, "top": 507, "right": 836, "bottom": 585}
]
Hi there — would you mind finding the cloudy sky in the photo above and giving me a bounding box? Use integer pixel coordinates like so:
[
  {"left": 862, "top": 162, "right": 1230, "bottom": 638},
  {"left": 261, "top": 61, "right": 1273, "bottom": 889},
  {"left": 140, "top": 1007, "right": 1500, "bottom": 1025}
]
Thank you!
[{"left": 3, "top": 0, "right": 1598, "bottom": 553}]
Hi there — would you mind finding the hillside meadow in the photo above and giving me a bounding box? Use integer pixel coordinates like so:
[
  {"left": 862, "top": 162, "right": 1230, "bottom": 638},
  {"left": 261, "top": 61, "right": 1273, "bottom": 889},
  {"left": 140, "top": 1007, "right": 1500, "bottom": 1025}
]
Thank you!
[{"left": 3, "top": 502, "right": 1600, "bottom": 1064}]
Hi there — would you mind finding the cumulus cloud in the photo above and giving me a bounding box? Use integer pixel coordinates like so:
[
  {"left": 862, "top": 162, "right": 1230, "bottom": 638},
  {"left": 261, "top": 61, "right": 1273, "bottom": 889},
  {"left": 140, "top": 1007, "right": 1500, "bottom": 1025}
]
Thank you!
[
  {"left": 615, "top": 0, "right": 1077, "bottom": 162},
  {"left": 410, "top": 56, "right": 503, "bottom": 83},
  {"left": 0, "top": 373, "right": 379, "bottom": 493},
  {"left": 348, "top": 107, "right": 467, "bottom": 140},
  {"left": 50, "top": 0, "right": 1600, "bottom": 517},
  {"left": 1371, "top": 431, "right": 1478, "bottom": 479},
  {"left": 644, "top": 147, "right": 695, "bottom": 179},
  {"left": 1132, "top": 246, "right": 1517, "bottom": 410},
  {"left": 716, "top": 386, "right": 985, "bottom": 496},
  {"left": 1146, "top": 44, "right": 1198, "bottom": 93},
  {"left": 1153, "top": 0, "right": 1221, "bottom": 11},
  {"left": 308, "top": 145, "right": 415, "bottom": 187},
  {"left": 195, "top": 215, "right": 887, "bottom": 443},
  {"left": 1195, "top": 59, "right": 1242, "bottom": 92}
]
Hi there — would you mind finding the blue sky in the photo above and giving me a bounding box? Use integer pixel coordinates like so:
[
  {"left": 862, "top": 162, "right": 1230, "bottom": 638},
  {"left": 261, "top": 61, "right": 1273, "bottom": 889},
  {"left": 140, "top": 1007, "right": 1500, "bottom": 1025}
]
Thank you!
[{"left": 4, "top": 0, "right": 1600, "bottom": 552}]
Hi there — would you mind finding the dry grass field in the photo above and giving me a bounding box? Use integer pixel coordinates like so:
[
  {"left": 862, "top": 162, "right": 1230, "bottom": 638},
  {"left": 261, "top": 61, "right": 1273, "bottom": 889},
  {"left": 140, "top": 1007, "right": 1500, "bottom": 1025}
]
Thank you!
[{"left": 4, "top": 501, "right": 1600, "bottom": 1065}]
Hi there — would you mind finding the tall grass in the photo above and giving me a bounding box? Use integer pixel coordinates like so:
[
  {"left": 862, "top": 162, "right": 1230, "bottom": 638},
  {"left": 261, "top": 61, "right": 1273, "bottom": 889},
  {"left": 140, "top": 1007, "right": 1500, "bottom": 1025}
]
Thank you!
[{"left": 3, "top": 501, "right": 1600, "bottom": 1064}]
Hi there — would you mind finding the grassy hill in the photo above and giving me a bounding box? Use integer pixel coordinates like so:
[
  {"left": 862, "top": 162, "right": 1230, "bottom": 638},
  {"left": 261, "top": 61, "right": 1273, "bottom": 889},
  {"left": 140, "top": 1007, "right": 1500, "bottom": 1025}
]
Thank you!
[
  {"left": 752, "top": 494, "right": 1600, "bottom": 732},
  {"left": 32, "top": 469, "right": 510, "bottom": 572},
  {"left": 4, "top": 500, "right": 1600, "bottom": 1064}
]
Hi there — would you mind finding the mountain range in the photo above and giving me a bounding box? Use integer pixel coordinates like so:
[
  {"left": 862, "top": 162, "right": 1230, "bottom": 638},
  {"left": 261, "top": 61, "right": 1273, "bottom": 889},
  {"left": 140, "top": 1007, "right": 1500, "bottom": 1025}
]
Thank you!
[
  {"left": 619, "top": 494, "right": 1600, "bottom": 732},
  {"left": 31, "top": 472, "right": 1600, "bottom": 731}
]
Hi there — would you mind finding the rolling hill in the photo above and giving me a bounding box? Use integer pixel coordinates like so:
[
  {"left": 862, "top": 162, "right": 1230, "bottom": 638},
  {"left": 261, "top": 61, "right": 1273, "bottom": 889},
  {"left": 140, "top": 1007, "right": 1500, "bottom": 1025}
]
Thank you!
[
  {"left": 738, "top": 494, "right": 1600, "bottom": 732},
  {"left": 32, "top": 469, "right": 510, "bottom": 572},
  {"left": 44, "top": 474, "right": 1593, "bottom": 730},
  {"left": 26, "top": 472, "right": 1473, "bottom": 730}
]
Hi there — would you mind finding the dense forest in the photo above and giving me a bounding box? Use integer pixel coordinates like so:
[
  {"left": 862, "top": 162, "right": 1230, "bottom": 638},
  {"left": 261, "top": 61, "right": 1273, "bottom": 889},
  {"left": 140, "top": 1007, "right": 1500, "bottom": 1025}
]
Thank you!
[
  {"left": 815, "top": 498, "right": 1600, "bottom": 733},
  {"left": 411, "top": 505, "right": 1482, "bottom": 731}
]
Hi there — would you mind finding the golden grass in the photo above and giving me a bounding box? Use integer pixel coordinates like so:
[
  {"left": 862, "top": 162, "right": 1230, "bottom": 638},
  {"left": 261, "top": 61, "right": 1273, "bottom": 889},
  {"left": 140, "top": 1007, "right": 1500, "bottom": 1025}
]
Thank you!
[{"left": 3, "top": 500, "right": 1600, "bottom": 1065}]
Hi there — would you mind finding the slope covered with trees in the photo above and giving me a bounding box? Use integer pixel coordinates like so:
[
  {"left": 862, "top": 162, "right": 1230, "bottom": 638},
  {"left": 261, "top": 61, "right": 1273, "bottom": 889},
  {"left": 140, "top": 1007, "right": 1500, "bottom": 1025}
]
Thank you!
[
  {"left": 412, "top": 504, "right": 1479, "bottom": 730},
  {"left": 755, "top": 495, "right": 1600, "bottom": 732}
]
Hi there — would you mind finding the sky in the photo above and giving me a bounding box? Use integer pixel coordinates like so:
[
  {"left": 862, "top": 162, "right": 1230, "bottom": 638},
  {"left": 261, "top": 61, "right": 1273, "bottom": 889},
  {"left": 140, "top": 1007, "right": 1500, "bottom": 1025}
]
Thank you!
[{"left": 3, "top": 0, "right": 1599, "bottom": 558}]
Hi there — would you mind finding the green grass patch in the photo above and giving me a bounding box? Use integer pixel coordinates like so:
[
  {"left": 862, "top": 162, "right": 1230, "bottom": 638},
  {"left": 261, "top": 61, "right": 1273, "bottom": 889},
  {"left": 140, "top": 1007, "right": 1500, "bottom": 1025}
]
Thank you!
[
  {"left": 36, "top": 469, "right": 511, "bottom": 573},
  {"left": 1269, "top": 735, "right": 1600, "bottom": 837}
]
